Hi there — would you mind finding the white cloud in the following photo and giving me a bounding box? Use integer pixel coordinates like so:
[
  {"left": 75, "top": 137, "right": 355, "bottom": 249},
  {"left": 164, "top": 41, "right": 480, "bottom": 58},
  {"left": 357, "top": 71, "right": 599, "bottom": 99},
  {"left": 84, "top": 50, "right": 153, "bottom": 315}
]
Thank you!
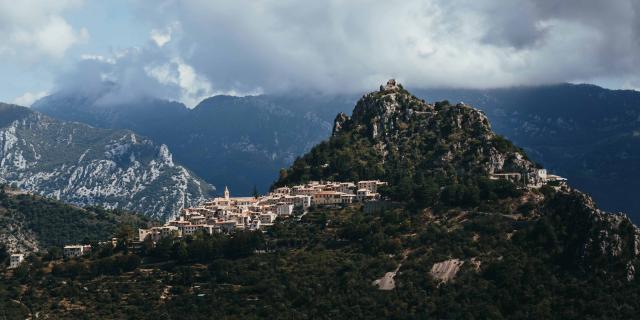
[
  {"left": 59, "top": 44, "right": 223, "bottom": 107},
  {"left": 127, "top": 0, "right": 640, "bottom": 93},
  {"left": 622, "top": 79, "right": 640, "bottom": 92},
  {"left": 150, "top": 22, "right": 181, "bottom": 47},
  {"left": 145, "top": 57, "right": 214, "bottom": 106},
  {"left": 151, "top": 28, "right": 172, "bottom": 47},
  {"left": 80, "top": 54, "right": 115, "bottom": 64},
  {"left": 50, "top": 0, "right": 640, "bottom": 107},
  {"left": 13, "top": 91, "right": 48, "bottom": 106},
  {"left": 0, "top": 0, "right": 87, "bottom": 61}
]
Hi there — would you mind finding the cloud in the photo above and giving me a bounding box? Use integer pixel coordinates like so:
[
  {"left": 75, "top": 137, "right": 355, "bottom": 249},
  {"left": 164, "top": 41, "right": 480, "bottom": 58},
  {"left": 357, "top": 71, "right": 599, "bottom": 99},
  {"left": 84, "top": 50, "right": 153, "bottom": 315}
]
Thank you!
[
  {"left": 126, "top": 0, "right": 640, "bottom": 93},
  {"left": 145, "top": 57, "right": 215, "bottom": 106},
  {"left": 58, "top": 44, "right": 223, "bottom": 107},
  {"left": 13, "top": 91, "right": 48, "bottom": 107},
  {"left": 53, "top": 0, "right": 640, "bottom": 106},
  {"left": 0, "top": 0, "right": 88, "bottom": 61},
  {"left": 150, "top": 29, "right": 172, "bottom": 47},
  {"left": 150, "top": 24, "right": 175, "bottom": 47}
]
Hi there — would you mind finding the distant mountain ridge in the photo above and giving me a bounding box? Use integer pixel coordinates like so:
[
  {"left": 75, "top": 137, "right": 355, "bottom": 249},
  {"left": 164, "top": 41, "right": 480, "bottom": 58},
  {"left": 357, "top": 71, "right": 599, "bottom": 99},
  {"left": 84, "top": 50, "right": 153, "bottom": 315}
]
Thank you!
[
  {"left": 33, "top": 89, "right": 353, "bottom": 194},
  {"left": 412, "top": 84, "right": 640, "bottom": 219},
  {"left": 0, "top": 103, "right": 214, "bottom": 219},
  {"left": 32, "top": 83, "right": 640, "bottom": 221}
]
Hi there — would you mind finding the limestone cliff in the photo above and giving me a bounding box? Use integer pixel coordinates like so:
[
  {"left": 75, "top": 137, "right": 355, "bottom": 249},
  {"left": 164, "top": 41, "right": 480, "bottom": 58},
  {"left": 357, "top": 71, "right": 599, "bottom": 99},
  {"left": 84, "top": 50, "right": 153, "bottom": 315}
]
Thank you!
[{"left": 0, "top": 104, "right": 214, "bottom": 220}]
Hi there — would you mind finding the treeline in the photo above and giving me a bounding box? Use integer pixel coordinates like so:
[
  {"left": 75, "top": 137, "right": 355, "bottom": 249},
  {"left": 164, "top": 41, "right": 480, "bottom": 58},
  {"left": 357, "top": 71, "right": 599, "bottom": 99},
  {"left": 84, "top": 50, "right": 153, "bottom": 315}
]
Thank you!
[
  {"left": 3, "top": 192, "right": 640, "bottom": 318},
  {"left": 142, "top": 230, "right": 265, "bottom": 262},
  {"left": 44, "top": 230, "right": 265, "bottom": 280},
  {"left": 383, "top": 175, "right": 523, "bottom": 211},
  {"left": 51, "top": 254, "right": 141, "bottom": 278},
  {"left": 0, "top": 185, "right": 153, "bottom": 249}
]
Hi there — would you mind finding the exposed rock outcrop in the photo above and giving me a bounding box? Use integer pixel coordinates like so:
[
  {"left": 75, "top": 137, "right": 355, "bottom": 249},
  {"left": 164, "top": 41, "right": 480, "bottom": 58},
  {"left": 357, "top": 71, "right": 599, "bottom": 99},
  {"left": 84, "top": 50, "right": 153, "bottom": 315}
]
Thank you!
[
  {"left": 332, "top": 112, "right": 350, "bottom": 136},
  {"left": 0, "top": 104, "right": 214, "bottom": 220},
  {"left": 372, "top": 262, "right": 403, "bottom": 291},
  {"left": 430, "top": 259, "right": 464, "bottom": 284}
]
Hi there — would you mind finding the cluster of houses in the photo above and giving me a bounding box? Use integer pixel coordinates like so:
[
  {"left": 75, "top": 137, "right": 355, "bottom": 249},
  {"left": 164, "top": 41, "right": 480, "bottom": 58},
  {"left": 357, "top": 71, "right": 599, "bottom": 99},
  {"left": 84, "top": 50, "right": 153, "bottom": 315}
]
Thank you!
[
  {"left": 8, "top": 247, "right": 94, "bottom": 269},
  {"left": 138, "top": 180, "right": 387, "bottom": 242},
  {"left": 4, "top": 169, "right": 566, "bottom": 268},
  {"left": 5, "top": 181, "right": 386, "bottom": 268},
  {"left": 7, "top": 246, "right": 94, "bottom": 269},
  {"left": 5, "top": 238, "right": 120, "bottom": 269},
  {"left": 3, "top": 169, "right": 566, "bottom": 269},
  {"left": 1, "top": 177, "right": 386, "bottom": 269},
  {"left": 490, "top": 168, "right": 567, "bottom": 189}
]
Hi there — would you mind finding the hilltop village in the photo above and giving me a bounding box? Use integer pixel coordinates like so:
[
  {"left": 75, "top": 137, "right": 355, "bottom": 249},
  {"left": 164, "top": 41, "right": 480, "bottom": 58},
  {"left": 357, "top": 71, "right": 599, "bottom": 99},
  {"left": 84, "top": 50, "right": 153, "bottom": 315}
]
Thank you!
[
  {"left": 4, "top": 152, "right": 568, "bottom": 267},
  {"left": 4, "top": 164, "right": 569, "bottom": 267},
  {"left": 138, "top": 180, "right": 388, "bottom": 242},
  {"left": 7, "top": 180, "right": 387, "bottom": 266},
  {"left": 136, "top": 167, "right": 567, "bottom": 244}
]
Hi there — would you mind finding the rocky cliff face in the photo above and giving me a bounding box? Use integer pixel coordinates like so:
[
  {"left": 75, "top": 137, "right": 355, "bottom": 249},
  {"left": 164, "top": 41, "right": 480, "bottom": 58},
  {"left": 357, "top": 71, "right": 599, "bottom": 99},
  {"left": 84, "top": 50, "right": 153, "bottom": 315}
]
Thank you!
[
  {"left": 339, "top": 80, "right": 537, "bottom": 176},
  {"left": 0, "top": 104, "right": 214, "bottom": 220},
  {"left": 33, "top": 89, "right": 355, "bottom": 194}
]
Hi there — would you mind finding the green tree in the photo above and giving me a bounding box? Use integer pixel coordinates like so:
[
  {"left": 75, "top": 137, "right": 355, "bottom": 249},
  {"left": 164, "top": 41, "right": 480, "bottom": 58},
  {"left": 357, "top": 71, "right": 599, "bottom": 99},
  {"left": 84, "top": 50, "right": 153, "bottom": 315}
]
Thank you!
[
  {"left": 252, "top": 185, "right": 260, "bottom": 199},
  {"left": 0, "top": 244, "right": 8, "bottom": 266}
]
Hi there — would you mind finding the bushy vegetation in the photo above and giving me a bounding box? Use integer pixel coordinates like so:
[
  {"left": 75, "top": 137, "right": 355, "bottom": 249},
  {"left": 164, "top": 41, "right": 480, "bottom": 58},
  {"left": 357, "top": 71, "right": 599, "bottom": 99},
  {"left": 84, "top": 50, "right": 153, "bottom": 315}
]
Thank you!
[
  {"left": 276, "top": 97, "right": 526, "bottom": 212},
  {"left": 2, "top": 87, "right": 638, "bottom": 319},
  {"left": 0, "top": 185, "right": 154, "bottom": 249},
  {"left": 2, "top": 191, "right": 640, "bottom": 319}
]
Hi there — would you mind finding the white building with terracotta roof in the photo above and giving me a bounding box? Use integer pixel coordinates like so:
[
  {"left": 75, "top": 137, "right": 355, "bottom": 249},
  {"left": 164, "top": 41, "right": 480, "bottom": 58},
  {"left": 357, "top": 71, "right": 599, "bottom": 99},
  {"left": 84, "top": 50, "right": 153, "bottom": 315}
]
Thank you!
[{"left": 138, "top": 180, "right": 386, "bottom": 242}]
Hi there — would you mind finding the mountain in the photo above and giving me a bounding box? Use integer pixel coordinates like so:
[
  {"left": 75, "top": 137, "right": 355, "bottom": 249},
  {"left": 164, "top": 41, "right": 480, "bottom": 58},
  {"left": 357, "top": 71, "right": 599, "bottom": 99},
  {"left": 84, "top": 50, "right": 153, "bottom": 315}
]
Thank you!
[
  {"left": 0, "top": 103, "right": 214, "bottom": 219},
  {"left": 276, "top": 80, "right": 539, "bottom": 205},
  {"left": 412, "top": 84, "right": 640, "bottom": 220},
  {"left": 6, "top": 81, "right": 640, "bottom": 319},
  {"left": 33, "top": 83, "right": 640, "bottom": 222},
  {"left": 0, "top": 186, "right": 153, "bottom": 254},
  {"left": 278, "top": 79, "right": 640, "bottom": 277},
  {"left": 33, "top": 89, "right": 354, "bottom": 194}
]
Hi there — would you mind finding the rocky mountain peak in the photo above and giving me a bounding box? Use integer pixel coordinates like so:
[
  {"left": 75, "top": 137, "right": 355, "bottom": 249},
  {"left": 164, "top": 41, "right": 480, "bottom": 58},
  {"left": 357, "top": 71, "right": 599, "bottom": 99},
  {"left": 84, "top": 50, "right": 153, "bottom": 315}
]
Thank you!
[
  {"left": 332, "top": 112, "right": 350, "bottom": 135},
  {"left": 278, "top": 81, "right": 542, "bottom": 191},
  {"left": 352, "top": 79, "right": 424, "bottom": 124},
  {"left": 328, "top": 81, "right": 537, "bottom": 179},
  {"left": 380, "top": 78, "right": 400, "bottom": 92}
]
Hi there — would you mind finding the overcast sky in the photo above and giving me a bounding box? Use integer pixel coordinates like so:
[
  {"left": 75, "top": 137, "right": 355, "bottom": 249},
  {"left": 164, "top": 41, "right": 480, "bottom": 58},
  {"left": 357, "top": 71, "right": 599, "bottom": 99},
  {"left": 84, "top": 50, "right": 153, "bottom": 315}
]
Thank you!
[{"left": 1, "top": 0, "right": 639, "bottom": 107}]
